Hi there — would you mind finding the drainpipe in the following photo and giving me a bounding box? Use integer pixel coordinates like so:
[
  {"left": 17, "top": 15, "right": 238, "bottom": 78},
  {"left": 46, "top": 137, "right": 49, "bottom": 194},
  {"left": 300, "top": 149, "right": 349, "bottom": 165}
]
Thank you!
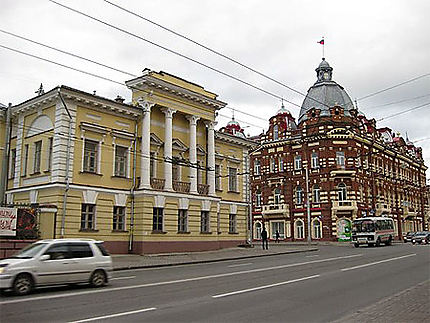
[
  {"left": 0, "top": 103, "right": 12, "bottom": 204},
  {"left": 58, "top": 89, "right": 72, "bottom": 238},
  {"left": 129, "top": 120, "right": 138, "bottom": 253}
]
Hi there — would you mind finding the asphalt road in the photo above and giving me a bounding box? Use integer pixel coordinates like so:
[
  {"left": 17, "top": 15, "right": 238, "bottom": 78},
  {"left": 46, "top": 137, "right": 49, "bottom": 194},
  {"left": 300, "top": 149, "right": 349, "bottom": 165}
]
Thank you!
[{"left": 1, "top": 244, "right": 429, "bottom": 322}]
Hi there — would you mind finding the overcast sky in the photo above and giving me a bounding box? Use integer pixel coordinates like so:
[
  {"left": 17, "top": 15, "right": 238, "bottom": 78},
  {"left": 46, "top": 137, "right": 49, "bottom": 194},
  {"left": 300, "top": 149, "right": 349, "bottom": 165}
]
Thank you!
[{"left": 1, "top": 0, "right": 429, "bottom": 177}]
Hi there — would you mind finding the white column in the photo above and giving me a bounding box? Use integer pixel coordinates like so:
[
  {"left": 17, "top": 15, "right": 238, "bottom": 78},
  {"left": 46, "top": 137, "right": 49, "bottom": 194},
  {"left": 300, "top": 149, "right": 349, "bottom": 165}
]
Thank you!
[
  {"left": 187, "top": 115, "right": 200, "bottom": 193},
  {"left": 138, "top": 99, "right": 154, "bottom": 189},
  {"left": 161, "top": 107, "right": 176, "bottom": 191},
  {"left": 205, "top": 121, "right": 216, "bottom": 196}
]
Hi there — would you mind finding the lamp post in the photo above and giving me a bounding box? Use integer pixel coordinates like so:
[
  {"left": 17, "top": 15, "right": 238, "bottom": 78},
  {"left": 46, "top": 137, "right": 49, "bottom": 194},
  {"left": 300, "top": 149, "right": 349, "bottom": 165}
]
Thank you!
[{"left": 305, "top": 165, "right": 311, "bottom": 244}]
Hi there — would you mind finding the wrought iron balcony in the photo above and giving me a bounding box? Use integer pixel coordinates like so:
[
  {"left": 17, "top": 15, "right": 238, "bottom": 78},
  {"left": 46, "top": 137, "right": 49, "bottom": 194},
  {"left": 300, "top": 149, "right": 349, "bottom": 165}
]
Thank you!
[
  {"left": 173, "top": 180, "right": 191, "bottom": 193},
  {"left": 150, "top": 178, "right": 165, "bottom": 190},
  {"left": 198, "top": 184, "right": 209, "bottom": 196}
]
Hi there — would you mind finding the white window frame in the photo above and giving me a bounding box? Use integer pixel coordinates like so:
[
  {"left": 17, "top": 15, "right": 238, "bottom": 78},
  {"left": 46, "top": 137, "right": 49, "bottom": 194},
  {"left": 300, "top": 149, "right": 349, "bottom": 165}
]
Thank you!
[
  {"left": 114, "top": 145, "right": 128, "bottom": 177},
  {"left": 83, "top": 138, "right": 100, "bottom": 173},
  {"left": 311, "top": 152, "right": 319, "bottom": 169},
  {"left": 22, "top": 144, "right": 29, "bottom": 177},
  {"left": 254, "top": 160, "right": 260, "bottom": 175},
  {"left": 294, "top": 155, "right": 302, "bottom": 170},
  {"left": 274, "top": 187, "right": 281, "bottom": 205},
  {"left": 312, "top": 219, "right": 322, "bottom": 239},
  {"left": 178, "top": 209, "right": 188, "bottom": 233},
  {"left": 229, "top": 213, "right": 237, "bottom": 233},
  {"left": 295, "top": 220, "right": 304, "bottom": 239},
  {"left": 201, "top": 210, "right": 210, "bottom": 233},
  {"left": 336, "top": 151, "right": 345, "bottom": 168},
  {"left": 34, "top": 140, "right": 42, "bottom": 173},
  {"left": 152, "top": 207, "right": 164, "bottom": 232},
  {"left": 338, "top": 183, "right": 347, "bottom": 201},
  {"left": 9, "top": 148, "right": 16, "bottom": 179},
  {"left": 273, "top": 125, "right": 279, "bottom": 140},
  {"left": 228, "top": 167, "right": 238, "bottom": 192},
  {"left": 296, "top": 186, "right": 303, "bottom": 204},
  {"left": 46, "top": 137, "right": 53, "bottom": 172},
  {"left": 256, "top": 191, "right": 262, "bottom": 207},
  {"left": 313, "top": 185, "right": 321, "bottom": 203},
  {"left": 271, "top": 221, "right": 285, "bottom": 239},
  {"left": 279, "top": 158, "right": 284, "bottom": 172},
  {"left": 81, "top": 203, "right": 96, "bottom": 230},
  {"left": 113, "top": 206, "right": 126, "bottom": 231}
]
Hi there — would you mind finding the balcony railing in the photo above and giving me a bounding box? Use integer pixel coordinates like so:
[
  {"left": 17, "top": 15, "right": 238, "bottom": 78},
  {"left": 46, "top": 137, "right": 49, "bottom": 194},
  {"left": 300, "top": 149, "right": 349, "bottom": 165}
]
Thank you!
[
  {"left": 150, "top": 178, "right": 165, "bottom": 190},
  {"left": 332, "top": 200, "right": 357, "bottom": 210},
  {"left": 262, "top": 203, "right": 289, "bottom": 217},
  {"left": 173, "top": 180, "right": 191, "bottom": 193},
  {"left": 198, "top": 184, "right": 209, "bottom": 196}
]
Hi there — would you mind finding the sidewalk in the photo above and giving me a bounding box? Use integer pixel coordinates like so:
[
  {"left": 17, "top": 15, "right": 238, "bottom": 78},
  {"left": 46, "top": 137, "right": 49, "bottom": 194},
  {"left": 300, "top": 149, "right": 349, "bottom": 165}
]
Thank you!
[{"left": 112, "top": 243, "right": 318, "bottom": 270}]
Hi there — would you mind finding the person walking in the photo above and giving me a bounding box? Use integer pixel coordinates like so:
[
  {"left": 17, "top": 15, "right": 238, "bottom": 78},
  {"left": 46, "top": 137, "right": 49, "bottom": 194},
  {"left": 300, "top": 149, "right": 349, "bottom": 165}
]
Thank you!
[
  {"left": 275, "top": 230, "right": 280, "bottom": 243},
  {"left": 261, "top": 227, "right": 268, "bottom": 250}
]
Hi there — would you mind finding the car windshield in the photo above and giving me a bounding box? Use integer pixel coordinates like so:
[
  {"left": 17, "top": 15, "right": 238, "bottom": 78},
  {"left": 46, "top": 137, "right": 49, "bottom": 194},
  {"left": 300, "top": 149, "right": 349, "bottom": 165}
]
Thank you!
[
  {"left": 9, "top": 243, "right": 48, "bottom": 259},
  {"left": 353, "top": 220, "right": 375, "bottom": 233}
]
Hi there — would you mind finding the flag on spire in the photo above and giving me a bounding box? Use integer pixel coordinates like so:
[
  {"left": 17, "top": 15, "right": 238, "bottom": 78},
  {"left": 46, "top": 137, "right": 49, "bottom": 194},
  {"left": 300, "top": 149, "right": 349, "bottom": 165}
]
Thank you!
[{"left": 317, "top": 39, "right": 324, "bottom": 45}]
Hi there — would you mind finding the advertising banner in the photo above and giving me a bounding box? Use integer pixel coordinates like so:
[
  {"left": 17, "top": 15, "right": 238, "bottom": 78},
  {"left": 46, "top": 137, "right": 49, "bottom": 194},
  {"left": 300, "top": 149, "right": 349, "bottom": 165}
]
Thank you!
[{"left": 0, "top": 207, "right": 18, "bottom": 236}]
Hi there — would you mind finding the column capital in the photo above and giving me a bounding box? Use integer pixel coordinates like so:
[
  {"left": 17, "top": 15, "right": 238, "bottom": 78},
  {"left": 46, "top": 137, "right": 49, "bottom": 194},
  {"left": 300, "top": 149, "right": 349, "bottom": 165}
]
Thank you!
[
  {"left": 160, "top": 107, "right": 177, "bottom": 119},
  {"left": 137, "top": 98, "right": 155, "bottom": 113},
  {"left": 204, "top": 120, "right": 217, "bottom": 130},
  {"left": 186, "top": 115, "right": 200, "bottom": 125}
]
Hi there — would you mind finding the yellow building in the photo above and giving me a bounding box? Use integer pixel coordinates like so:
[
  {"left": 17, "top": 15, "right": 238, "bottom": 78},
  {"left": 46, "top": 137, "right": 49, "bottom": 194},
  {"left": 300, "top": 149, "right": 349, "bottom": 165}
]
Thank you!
[{"left": 0, "top": 71, "right": 256, "bottom": 254}]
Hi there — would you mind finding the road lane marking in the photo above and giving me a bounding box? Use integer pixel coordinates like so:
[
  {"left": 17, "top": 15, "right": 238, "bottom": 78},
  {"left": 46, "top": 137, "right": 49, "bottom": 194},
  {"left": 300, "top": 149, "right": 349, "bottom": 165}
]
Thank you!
[
  {"left": 306, "top": 255, "right": 319, "bottom": 258},
  {"left": 111, "top": 276, "right": 136, "bottom": 281},
  {"left": 70, "top": 307, "right": 156, "bottom": 322},
  {"left": 228, "top": 263, "right": 253, "bottom": 268},
  {"left": 212, "top": 275, "right": 320, "bottom": 298},
  {"left": 341, "top": 254, "right": 417, "bottom": 272},
  {"left": 0, "top": 254, "right": 362, "bottom": 305}
]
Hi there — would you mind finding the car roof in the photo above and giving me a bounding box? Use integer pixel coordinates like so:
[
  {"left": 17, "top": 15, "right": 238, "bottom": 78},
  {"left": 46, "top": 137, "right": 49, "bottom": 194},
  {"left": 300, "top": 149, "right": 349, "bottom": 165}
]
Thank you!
[{"left": 36, "top": 239, "right": 103, "bottom": 244}]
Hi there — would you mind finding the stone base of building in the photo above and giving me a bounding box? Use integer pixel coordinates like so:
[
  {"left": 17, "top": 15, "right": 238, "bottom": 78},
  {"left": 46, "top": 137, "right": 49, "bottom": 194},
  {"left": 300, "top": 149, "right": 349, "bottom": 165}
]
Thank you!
[{"left": 104, "top": 239, "right": 246, "bottom": 255}]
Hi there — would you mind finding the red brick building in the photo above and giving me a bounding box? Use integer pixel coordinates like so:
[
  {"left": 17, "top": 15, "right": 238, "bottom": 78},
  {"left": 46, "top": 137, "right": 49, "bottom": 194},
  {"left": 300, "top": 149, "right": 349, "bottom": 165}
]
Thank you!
[{"left": 250, "top": 59, "right": 428, "bottom": 242}]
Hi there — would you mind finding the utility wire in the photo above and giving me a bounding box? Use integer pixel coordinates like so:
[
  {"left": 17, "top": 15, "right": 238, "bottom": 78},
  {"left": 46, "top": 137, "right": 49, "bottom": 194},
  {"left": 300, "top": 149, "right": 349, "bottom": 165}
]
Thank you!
[
  {"left": 357, "top": 73, "right": 430, "bottom": 101},
  {"left": 48, "top": 0, "right": 300, "bottom": 107},
  {"left": 101, "top": 0, "right": 331, "bottom": 110},
  {"left": 361, "top": 93, "right": 430, "bottom": 111},
  {"left": 376, "top": 102, "right": 430, "bottom": 122}
]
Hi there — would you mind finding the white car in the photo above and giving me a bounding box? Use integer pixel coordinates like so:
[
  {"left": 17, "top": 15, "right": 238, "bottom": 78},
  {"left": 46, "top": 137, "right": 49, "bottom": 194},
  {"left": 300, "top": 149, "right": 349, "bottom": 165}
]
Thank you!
[{"left": 0, "top": 239, "right": 113, "bottom": 295}]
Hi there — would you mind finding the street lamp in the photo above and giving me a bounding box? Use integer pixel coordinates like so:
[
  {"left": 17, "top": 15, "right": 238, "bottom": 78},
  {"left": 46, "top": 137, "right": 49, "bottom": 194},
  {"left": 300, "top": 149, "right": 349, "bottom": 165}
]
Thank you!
[{"left": 305, "top": 165, "right": 311, "bottom": 244}]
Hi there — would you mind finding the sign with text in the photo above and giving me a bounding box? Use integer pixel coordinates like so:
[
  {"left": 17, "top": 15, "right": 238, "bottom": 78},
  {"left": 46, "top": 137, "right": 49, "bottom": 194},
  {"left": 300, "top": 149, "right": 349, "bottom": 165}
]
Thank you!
[{"left": 0, "top": 207, "right": 18, "bottom": 236}]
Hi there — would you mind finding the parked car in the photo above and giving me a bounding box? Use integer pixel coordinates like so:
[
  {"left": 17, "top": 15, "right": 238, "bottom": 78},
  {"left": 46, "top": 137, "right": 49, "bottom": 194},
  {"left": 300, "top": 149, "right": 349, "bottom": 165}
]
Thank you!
[
  {"left": 0, "top": 239, "right": 112, "bottom": 295},
  {"left": 411, "top": 232, "right": 430, "bottom": 245},
  {"left": 403, "top": 231, "right": 416, "bottom": 243}
]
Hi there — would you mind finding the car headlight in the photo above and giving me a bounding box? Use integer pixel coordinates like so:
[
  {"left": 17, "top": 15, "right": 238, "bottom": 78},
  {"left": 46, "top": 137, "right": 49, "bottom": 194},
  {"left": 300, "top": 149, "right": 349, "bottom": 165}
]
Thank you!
[{"left": 0, "top": 266, "right": 7, "bottom": 274}]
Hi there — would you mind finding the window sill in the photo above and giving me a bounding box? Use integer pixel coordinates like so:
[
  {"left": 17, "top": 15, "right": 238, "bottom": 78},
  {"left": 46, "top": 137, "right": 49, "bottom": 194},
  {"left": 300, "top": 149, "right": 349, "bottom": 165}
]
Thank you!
[
  {"left": 227, "top": 190, "right": 240, "bottom": 194},
  {"left": 30, "top": 171, "right": 41, "bottom": 176},
  {"left": 200, "top": 231, "right": 212, "bottom": 234},
  {"left": 151, "top": 230, "right": 167, "bottom": 234},
  {"left": 111, "top": 175, "right": 129, "bottom": 179},
  {"left": 112, "top": 230, "right": 128, "bottom": 233},
  {"left": 228, "top": 231, "right": 239, "bottom": 235},
  {"left": 80, "top": 171, "right": 103, "bottom": 176},
  {"left": 79, "top": 229, "right": 99, "bottom": 232},
  {"left": 216, "top": 188, "right": 223, "bottom": 192},
  {"left": 177, "top": 231, "right": 191, "bottom": 234}
]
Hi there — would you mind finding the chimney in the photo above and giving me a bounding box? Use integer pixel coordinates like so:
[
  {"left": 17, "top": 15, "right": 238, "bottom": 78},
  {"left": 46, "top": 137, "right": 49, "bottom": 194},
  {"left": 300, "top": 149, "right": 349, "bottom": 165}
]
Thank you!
[{"left": 115, "top": 95, "right": 125, "bottom": 103}]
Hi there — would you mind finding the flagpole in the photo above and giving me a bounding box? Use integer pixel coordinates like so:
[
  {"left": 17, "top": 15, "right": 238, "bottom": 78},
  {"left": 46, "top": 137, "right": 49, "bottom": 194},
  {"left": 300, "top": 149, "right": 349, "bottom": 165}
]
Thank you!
[{"left": 322, "top": 36, "right": 325, "bottom": 58}]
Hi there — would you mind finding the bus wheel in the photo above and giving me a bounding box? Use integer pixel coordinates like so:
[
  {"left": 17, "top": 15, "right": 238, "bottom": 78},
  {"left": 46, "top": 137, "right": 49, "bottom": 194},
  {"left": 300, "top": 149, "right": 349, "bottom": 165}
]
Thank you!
[
  {"left": 354, "top": 243, "right": 359, "bottom": 248},
  {"left": 375, "top": 238, "right": 381, "bottom": 247},
  {"left": 385, "top": 236, "right": 392, "bottom": 246}
]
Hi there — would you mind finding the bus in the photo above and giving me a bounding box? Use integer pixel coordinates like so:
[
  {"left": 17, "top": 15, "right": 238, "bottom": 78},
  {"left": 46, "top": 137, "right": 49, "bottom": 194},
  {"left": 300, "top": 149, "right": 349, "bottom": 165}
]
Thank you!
[{"left": 351, "top": 217, "right": 395, "bottom": 248}]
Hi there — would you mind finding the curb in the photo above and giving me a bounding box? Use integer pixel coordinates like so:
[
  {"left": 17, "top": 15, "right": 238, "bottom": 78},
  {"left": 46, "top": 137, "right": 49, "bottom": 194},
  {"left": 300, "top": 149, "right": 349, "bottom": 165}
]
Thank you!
[{"left": 113, "top": 247, "right": 319, "bottom": 271}]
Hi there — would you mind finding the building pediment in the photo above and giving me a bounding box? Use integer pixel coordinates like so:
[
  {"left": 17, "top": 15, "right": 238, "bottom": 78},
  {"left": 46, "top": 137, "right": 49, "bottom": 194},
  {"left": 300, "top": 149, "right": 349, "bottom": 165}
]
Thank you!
[
  {"left": 150, "top": 133, "right": 163, "bottom": 147},
  {"left": 172, "top": 138, "right": 188, "bottom": 152}
]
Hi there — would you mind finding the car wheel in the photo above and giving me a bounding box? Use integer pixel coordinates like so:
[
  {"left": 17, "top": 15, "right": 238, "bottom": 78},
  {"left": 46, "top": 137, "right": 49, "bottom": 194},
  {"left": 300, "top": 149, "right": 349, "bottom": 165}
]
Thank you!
[
  {"left": 385, "top": 236, "right": 392, "bottom": 246},
  {"left": 375, "top": 238, "right": 381, "bottom": 247},
  {"left": 13, "top": 274, "right": 34, "bottom": 296},
  {"left": 90, "top": 270, "right": 106, "bottom": 287},
  {"left": 354, "top": 243, "right": 359, "bottom": 248}
]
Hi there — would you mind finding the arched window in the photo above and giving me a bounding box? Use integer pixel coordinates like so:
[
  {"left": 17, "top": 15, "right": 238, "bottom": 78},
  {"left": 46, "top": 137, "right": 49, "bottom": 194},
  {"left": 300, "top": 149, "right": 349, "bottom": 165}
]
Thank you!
[
  {"left": 296, "top": 186, "right": 303, "bottom": 204},
  {"left": 313, "top": 219, "right": 322, "bottom": 239},
  {"left": 295, "top": 220, "right": 304, "bottom": 239},
  {"left": 311, "top": 152, "right": 319, "bottom": 168},
  {"left": 294, "top": 155, "right": 302, "bottom": 170},
  {"left": 274, "top": 187, "right": 281, "bottom": 205},
  {"left": 312, "top": 185, "right": 320, "bottom": 203},
  {"left": 338, "top": 183, "right": 347, "bottom": 201},
  {"left": 273, "top": 125, "right": 279, "bottom": 140}
]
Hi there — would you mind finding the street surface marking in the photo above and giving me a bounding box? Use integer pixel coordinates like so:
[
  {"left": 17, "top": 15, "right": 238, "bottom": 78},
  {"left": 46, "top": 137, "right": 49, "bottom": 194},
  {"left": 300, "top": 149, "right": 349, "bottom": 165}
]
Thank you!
[
  {"left": 212, "top": 275, "right": 320, "bottom": 298},
  {"left": 70, "top": 307, "right": 157, "bottom": 322},
  {"left": 0, "top": 254, "right": 362, "bottom": 305},
  {"left": 306, "top": 255, "right": 320, "bottom": 258},
  {"left": 341, "top": 254, "right": 417, "bottom": 272},
  {"left": 228, "top": 263, "right": 253, "bottom": 268},
  {"left": 111, "top": 276, "right": 136, "bottom": 281}
]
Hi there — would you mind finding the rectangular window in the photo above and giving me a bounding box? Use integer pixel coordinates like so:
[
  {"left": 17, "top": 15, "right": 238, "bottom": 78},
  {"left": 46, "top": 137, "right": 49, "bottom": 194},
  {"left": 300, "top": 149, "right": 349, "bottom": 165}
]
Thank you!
[
  {"left": 273, "top": 125, "right": 279, "bottom": 140},
  {"left": 271, "top": 158, "right": 277, "bottom": 172},
  {"left": 113, "top": 206, "right": 125, "bottom": 231},
  {"left": 228, "top": 167, "right": 237, "bottom": 192},
  {"left": 172, "top": 162, "right": 180, "bottom": 181},
  {"left": 150, "top": 152, "right": 156, "bottom": 179},
  {"left": 22, "top": 145, "right": 29, "bottom": 176},
  {"left": 81, "top": 204, "right": 95, "bottom": 230},
  {"left": 201, "top": 211, "right": 210, "bottom": 233},
  {"left": 256, "top": 192, "right": 262, "bottom": 207},
  {"left": 254, "top": 160, "right": 260, "bottom": 175},
  {"left": 152, "top": 207, "right": 163, "bottom": 232},
  {"left": 178, "top": 210, "right": 188, "bottom": 233},
  {"left": 9, "top": 148, "right": 16, "bottom": 179},
  {"left": 34, "top": 140, "right": 42, "bottom": 173},
  {"left": 83, "top": 139, "right": 98, "bottom": 173},
  {"left": 229, "top": 214, "right": 236, "bottom": 233},
  {"left": 215, "top": 164, "right": 221, "bottom": 190},
  {"left": 311, "top": 152, "right": 319, "bottom": 169},
  {"left": 115, "top": 146, "right": 128, "bottom": 177},
  {"left": 279, "top": 159, "right": 284, "bottom": 172},
  {"left": 47, "top": 137, "right": 53, "bottom": 171},
  {"left": 197, "top": 161, "right": 203, "bottom": 185},
  {"left": 294, "top": 155, "right": 302, "bottom": 170},
  {"left": 336, "top": 151, "right": 345, "bottom": 168}
]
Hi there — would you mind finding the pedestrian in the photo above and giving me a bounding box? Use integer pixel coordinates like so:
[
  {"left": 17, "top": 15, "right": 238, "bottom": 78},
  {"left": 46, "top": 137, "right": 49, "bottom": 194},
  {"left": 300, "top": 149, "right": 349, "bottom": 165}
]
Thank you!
[
  {"left": 261, "top": 227, "right": 268, "bottom": 250},
  {"left": 275, "top": 230, "right": 280, "bottom": 243}
]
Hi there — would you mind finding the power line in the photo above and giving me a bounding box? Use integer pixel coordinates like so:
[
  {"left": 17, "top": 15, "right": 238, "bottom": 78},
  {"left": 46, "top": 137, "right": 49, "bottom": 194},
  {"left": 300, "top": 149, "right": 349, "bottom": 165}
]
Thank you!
[
  {"left": 361, "top": 93, "right": 430, "bottom": 111},
  {"left": 101, "top": 0, "right": 332, "bottom": 110},
  {"left": 48, "top": 0, "right": 300, "bottom": 107},
  {"left": 376, "top": 101, "right": 430, "bottom": 122},
  {"left": 357, "top": 73, "right": 430, "bottom": 101}
]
